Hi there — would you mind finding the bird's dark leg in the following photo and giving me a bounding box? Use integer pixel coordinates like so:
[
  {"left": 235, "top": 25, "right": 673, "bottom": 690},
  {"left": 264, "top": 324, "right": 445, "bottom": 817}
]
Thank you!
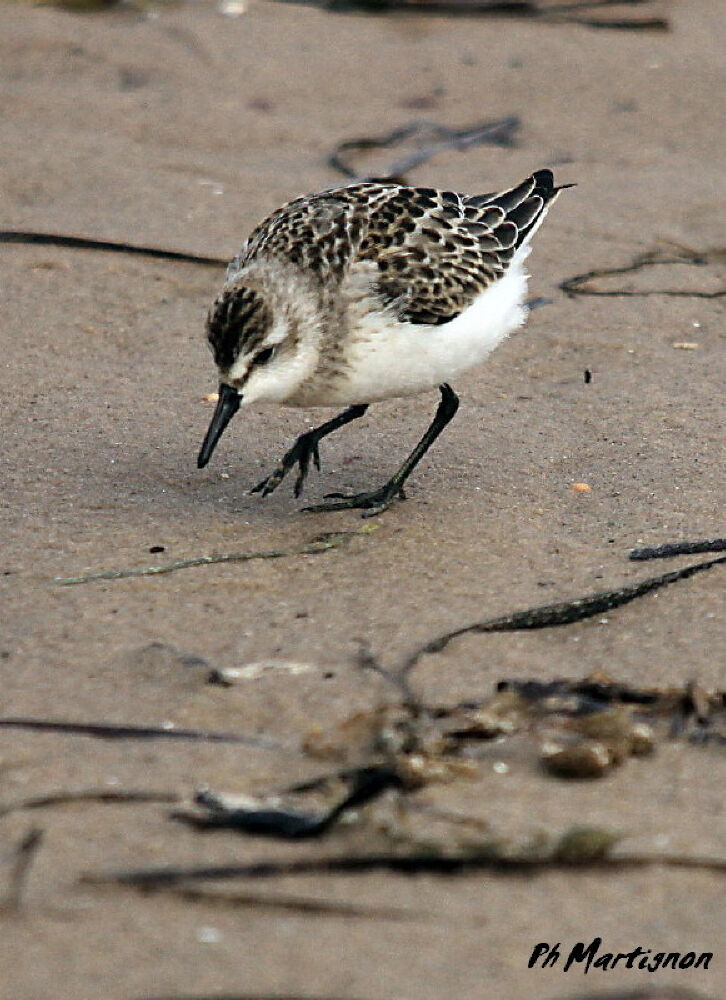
[
  {"left": 251, "top": 404, "right": 368, "bottom": 499},
  {"left": 304, "top": 384, "right": 459, "bottom": 518}
]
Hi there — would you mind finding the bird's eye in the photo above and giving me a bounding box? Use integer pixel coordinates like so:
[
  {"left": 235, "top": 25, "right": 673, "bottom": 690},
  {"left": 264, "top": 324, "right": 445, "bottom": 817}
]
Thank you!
[{"left": 254, "top": 347, "right": 275, "bottom": 366}]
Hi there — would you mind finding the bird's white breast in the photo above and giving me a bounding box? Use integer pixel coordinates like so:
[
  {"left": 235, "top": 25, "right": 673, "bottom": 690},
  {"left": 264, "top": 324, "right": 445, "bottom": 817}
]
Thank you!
[{"left": 327, "top": 255, "right": 530, "bottom": 406}]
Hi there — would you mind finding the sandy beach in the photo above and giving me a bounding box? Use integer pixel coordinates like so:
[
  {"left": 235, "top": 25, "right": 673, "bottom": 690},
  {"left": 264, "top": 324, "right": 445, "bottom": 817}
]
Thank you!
[{"left": 0, "top": 1, "right": 724, "bottom": 997}]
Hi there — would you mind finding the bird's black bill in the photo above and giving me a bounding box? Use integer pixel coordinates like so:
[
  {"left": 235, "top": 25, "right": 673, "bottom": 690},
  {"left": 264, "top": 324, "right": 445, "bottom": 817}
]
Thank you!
[{"left": 197, "top": 383, "right": 241, "bottom": 468}]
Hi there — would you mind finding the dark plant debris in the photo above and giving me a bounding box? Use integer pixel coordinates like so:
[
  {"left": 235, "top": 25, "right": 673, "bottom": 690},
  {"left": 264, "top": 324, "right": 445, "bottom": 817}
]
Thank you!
[
  {"left": 0, "top": 828, "right": 44, "bottom": 913},
  {"left": 0, "top": 230, "right": 226, "bottom": 266},
  {"left": 328, "top": 116, "right": 520, "bottom": 182},
  {"left": 287, "top": 0, "right": 670, "bottom": 32},
  {"left": 0, "top": 718, "right": 287, "bottom": 750},
  {"left": 0, "top": 788, "right": 179, "bottom": 820},
  {"left": 560, "top": 243, "right": 725, "bottom": 299},
  {"left": 174, "top": 767, "right": 402, "bottom": 839},
  {"left": 629, "top": 538, "right": 726, "bottom": 561}
]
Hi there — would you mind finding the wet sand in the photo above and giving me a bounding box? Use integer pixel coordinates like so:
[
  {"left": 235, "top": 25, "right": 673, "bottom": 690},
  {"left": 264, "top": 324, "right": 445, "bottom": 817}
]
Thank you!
[{"left": 0, "top": 1, "right": 724, "bottom": 997}]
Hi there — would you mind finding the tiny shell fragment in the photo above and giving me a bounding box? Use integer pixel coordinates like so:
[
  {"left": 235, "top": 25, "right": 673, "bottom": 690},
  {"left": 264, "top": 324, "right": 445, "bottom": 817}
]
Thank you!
[
  {"left": 571, "top": 482, "right": 592, "bottom": 494},
  {"left": 202, "top": 392, "right": 219, "bottom": 404},
  {"left": 208, "top": 661, "right": 316, "bottom": 685}
]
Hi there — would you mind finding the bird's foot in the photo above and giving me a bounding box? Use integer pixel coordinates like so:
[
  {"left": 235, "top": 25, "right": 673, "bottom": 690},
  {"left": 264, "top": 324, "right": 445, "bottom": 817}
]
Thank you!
[
  {"left": 250, "top": 432, "right": 321, "bottom": 499},
  {"left": 303, "top": 484, "right": 407, "bottom": 518}
]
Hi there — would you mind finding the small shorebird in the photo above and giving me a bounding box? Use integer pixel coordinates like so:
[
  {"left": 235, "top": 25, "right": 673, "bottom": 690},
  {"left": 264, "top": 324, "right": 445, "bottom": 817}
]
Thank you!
[{"left": 197, "top": 170, "right": 568, "bottom": 515}]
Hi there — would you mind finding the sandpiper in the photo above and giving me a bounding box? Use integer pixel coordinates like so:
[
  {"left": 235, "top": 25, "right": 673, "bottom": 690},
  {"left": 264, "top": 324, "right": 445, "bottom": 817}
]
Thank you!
[{"left": 197, "top": 169, "right": 568, "bottom": 516}]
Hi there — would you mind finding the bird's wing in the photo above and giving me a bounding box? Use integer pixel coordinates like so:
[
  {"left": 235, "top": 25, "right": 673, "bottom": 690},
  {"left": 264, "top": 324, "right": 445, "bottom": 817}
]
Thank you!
[{"left": 355, "top": 170, "right": 558, "bottom": 325}]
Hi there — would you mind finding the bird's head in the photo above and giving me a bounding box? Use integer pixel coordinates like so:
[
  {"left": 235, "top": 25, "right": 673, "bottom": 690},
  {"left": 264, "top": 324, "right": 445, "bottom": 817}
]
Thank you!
[{"left": 197, "top": 263, "right": 321, "bottom": 469}]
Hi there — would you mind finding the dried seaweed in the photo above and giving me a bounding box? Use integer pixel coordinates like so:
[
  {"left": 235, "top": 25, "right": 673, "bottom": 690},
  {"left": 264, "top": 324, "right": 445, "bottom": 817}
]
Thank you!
[
  {"left": 398, "top": 555, "right": 725, "bottom": 681},
  {"left": 55, "top": 529, "right": 367, "bottom": 585},
  {"left": 32, "top": 0, "right": 123, "bottom": 10},
  {"left": 40, "top": 0, "right": 188, "bottom": 11},
  {"left": 173, "top": 767, "right": 401, "bottom": 838},
  {"left": 0, "top": 828, "right": 43, "bottom": 913},
  {"left": 0, "top": 718, "right": 287, "bottom": 750},
  {"left": 328, "top": 116, "right": 520, "bottom": 182},
  {"left": 629, "top": 538, "right": 726, "bottom": 561},
  {"left": 560, "top": 244, "right": 725, "bottom": 299},
  {"left": 290, "top": 0, "right": 670, "bottom": 32},
  {"left": 0, "top": 788, "right": 179, "bottom": 819},
  {"left": 497, "top": 677, "right": 651, "bottom": 707},
  {"left": 0, "top": 230, "right": 226, "bottom": 266}
]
